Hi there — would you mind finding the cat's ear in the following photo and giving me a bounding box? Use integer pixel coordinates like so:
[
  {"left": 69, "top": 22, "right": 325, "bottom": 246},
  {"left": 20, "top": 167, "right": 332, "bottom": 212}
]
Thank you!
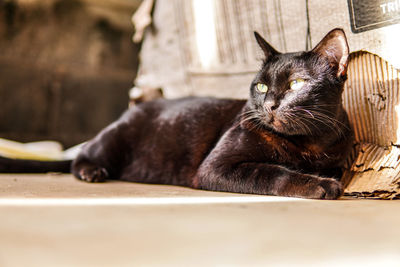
[
  {"left": 311, "top": 28, "right": 349, "bottom": 78},
  {"left": 254, "top": 31, "right": 279, "bottom": 59}
]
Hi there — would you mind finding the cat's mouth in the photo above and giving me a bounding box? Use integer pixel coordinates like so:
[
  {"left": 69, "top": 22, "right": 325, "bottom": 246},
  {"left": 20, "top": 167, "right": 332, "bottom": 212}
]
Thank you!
[
  {"left": 270, "top": 117, "right": 291, "bottom": 134},
  {"left": 271, "top": 119, "right": 284, "bottom": 131},
  {"left": 244, "top": 109, "right": 305, "bottom": 136},
  {"left": 262, "top": 113, "right": 290, "bottom": 134},
  {"left": 262, "top": 112, "right": 304, "bottom": 136}
]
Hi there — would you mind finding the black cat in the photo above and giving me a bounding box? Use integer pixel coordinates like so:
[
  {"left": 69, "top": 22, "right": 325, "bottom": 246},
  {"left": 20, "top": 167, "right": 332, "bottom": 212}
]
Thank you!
[{"left": 0, "top": 28, "right": 353, "bottom": 199}]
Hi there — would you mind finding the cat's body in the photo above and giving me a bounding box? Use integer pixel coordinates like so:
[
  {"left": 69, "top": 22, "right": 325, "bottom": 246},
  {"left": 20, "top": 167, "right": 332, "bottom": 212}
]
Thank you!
[
  {"left": 0, "top": 29, "right": 354, "bottom": 199},
  {"left": 74, "top": 97, "right": 246, "bottom": 186}
]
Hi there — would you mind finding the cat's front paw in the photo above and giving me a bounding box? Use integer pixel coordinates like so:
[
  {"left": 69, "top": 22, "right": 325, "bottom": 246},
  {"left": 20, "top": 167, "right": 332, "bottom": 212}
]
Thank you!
[
  {"left": 279, "top": 175, "right": 343, "bottom": 200},
  {"left": 307, "top": 178, "right": 343, "bottom": 200},
  {"left": 78, "top": 166, "right": 108, "bottom": 183}
]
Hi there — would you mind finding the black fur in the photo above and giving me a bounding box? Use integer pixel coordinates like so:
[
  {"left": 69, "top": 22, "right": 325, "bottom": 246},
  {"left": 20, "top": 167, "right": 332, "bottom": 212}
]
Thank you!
[{"left": 1, "top": 29, "right": 353, "bottom": 199}]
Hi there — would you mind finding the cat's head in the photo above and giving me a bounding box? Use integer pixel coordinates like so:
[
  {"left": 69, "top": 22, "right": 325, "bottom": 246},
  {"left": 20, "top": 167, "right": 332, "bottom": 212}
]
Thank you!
[{"left": 247, "top": 28, "right": 349, "bottom": 137}]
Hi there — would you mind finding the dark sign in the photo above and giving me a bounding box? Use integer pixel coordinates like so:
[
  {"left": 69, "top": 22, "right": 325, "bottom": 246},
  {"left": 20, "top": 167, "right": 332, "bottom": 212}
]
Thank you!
[{"left": 348, "top": 0, "right": 400, "bottom": 33}]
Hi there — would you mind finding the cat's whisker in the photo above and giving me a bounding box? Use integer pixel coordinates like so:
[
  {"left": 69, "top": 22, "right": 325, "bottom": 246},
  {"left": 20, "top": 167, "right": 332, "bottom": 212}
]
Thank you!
[
  {"left": 302, "top": 113, "right": 339, "bottom": 135},
  {"left": 297, "top": 106, "right": 350, "bottom": 130},
  {"left": 284, "top": 112, "right": 313, "bottom": 136},
  {"left": 240, "top": 114, "right": 260, "bottom": 125},
  {"left": 303, "top": 109, "right": 349, "bottom": 134},
  {"left": 311, "top": 116, "right": 340, "bottom": 136},
  {"left": 298, "top": 104, "right": 338, "bottom": 108},
  {"left": 297, "top": 105, "right": 348, "bottom": 125},
  {"left": 313, "top": 111, "right": 350, "bottom": 131},
  {"left": 302, "top": 109, "right": 315, "bottom": 119},
  {"left": 296, "top": 116, "right": 313, "bottom": 136},
  {"left": 234, "top": 110, "right": 262, "bottom": 131},
  {"left": 246, "top": 116, "right": 265, "bottom": 132},
  {"left": 290, "top": 111, "right": 315, "bottom": 134},
  {"left": 250, "top": 111, "right": 268, "bottom": 132},
  {"left": 309, "top": 113, "right": 344, "bottom": 138},
  {"left": 292, "top": 108, "right": 345, "bottom": 137}
]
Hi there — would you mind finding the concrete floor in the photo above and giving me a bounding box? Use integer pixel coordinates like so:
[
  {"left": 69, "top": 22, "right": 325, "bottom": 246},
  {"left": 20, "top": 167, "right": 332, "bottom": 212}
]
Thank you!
[{"left": 0, "top": 174, "right": 399, "bottom": 267}]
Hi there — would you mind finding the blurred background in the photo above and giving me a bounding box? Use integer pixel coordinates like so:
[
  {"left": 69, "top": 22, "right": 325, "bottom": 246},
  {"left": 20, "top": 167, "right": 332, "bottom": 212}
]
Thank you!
[
  {"left": 0, "top": 0, "right": 311, "bottom": 150},
  {"left": 0, "top": 0, "right": 142, "bottom": 148}
]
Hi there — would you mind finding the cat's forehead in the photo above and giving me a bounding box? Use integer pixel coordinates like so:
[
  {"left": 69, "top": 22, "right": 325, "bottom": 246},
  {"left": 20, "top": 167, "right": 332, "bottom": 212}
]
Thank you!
[
  {"left": 269, "top": 52, "right": 305, "bottom": 69},
  {"left": 261, "top": 52, "right": 311, "bottom": 79}
]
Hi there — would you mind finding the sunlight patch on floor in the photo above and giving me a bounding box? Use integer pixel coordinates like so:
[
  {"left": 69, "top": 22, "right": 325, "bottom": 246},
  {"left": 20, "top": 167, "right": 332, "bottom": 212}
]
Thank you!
[{"left": 0, "top": 195, "right": 307, "bottom": 206}]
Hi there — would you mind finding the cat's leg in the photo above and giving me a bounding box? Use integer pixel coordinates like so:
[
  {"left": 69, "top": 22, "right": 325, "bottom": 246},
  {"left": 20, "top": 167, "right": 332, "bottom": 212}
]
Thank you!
[
  {"left": 194, "top": 161, "right": 342, "bottom": 199},
  {"left": 71, "top": 121, "right": 129, "bottom": 183},
  {"left": 193, "top": 128, "right": 343, "bottom": 199}
]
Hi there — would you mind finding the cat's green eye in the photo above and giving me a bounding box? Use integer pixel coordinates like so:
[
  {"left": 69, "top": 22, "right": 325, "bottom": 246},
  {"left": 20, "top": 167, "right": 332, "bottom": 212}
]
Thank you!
[
  {"left": 256, "top": 83, "right": 268, "bottom": 93},
  {"left": 289, "top": 79, "right": 305, "bottom": 90}
]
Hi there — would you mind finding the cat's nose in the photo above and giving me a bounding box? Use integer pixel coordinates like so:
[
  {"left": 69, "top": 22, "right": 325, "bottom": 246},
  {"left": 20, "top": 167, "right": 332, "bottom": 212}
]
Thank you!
[{"left": 264, "top": 100, "right": 278, "bottom": 112}]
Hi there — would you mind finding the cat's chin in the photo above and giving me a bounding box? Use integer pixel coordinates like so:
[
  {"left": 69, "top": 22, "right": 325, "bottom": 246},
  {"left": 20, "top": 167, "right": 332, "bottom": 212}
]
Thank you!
[
  {"left": 262, "top": 118, "right": 292, "bottom": 136},
  {"left": 263, "top": 122, "right": 289, "bottom": 136},
  {"left": 271, "top": 119, "right": 285, "bottom": 132},
  {"left": 264, "top": 121, "right": 305, "bottom": 137}
]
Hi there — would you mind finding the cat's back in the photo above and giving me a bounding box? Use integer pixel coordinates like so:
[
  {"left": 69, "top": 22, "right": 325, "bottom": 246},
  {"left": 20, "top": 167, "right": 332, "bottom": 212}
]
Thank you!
[
  {"left": 126, "top": 96, "right": 246, "bottom": 125},
  {"left": 141, "top": 96, "right": 245, "bottom": 114}
]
